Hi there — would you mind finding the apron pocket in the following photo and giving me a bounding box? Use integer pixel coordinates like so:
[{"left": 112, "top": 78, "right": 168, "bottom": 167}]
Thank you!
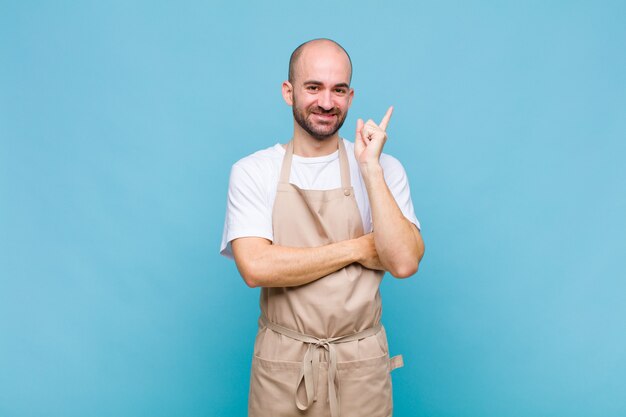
[
  {"left": 249, "top": 355, "right": 302, "bottom": 417},
  {"left": 337, "top": 353, "right": 394, "bottom": 417}
]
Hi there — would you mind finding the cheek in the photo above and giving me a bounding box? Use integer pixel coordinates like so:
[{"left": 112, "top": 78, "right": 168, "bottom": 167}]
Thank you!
[{"left": 338, "top": 98, "right": 352, "bottom": 111}]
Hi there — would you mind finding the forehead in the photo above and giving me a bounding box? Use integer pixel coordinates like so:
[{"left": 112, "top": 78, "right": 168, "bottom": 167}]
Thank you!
[{"left": 294, "top": 42, "right": 352, "bottom": 85}]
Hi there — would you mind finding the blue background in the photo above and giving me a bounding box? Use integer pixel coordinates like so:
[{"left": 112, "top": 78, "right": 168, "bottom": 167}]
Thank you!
[{"left": 1, "top": 1, "right": 625, "bottom": 416}]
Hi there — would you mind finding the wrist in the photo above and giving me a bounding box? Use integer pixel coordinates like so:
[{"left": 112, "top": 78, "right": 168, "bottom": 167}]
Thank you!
[
  {"left": 348, "top": 236, "right": 366, "bottom": 264},
  {"left": 359, "top": 161, "right": 383, "bottom": 182}
]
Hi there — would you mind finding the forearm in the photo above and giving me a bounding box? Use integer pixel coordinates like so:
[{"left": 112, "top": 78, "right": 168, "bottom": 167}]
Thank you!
[
  {"left": 232, "top": 237, "right": 363, "bottom": 288},
  {"left": 361, "top": 163, "right": 422, "bottom": 278}
]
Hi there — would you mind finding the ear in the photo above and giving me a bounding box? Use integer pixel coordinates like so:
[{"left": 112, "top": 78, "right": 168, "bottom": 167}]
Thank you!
[
  {"left": 282, "top": 81, "right": 294, "bottom": 106},
  {"left": 347, "top": 87, "right": 354, "bottom": 108}
]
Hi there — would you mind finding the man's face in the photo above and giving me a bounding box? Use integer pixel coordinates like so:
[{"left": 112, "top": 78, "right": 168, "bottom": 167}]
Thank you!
[{"left": 288, "top": 43, "right": 354, "bottom": 141}]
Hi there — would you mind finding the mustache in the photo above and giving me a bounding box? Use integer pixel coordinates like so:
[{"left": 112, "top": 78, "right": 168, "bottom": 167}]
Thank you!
[{"left": 310, "top": 107, "right": 340, "bottom": 115}]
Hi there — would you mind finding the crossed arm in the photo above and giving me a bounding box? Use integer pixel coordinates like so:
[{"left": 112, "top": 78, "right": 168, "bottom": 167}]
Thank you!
[
  {"left": 233, "top": 220, "right": 422, "bottom": 288},
  {"left": 232, "top": 107, "right": 425, "bottom": 288},
  {"left": 232, "top": 232, "right": 384, "bottom": 288}
]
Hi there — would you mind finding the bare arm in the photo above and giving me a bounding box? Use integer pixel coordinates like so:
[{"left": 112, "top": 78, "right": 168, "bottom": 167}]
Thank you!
[
  {"left": 360, "top": 165, "right": 424, "bottom": 277},
  {"left": 231, "top": 233, "right": 383, "bottom": 288},
  {"left": 355, "top": 107, "right": 425, "bottom": 278}
]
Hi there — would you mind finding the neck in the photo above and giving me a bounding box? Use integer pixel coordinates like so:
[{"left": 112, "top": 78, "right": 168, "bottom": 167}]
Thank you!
[{"left": 291, "top": 125, "right": 340, "bottom": 157}]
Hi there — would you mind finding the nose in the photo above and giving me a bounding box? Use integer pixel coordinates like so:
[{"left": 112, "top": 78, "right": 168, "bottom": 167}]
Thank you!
[{"left": 317, "top": 90, "right": 333, "bottom": 111}]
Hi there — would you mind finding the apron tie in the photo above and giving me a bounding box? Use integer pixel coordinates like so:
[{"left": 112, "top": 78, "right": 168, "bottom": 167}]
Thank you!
[{"left": 261, "top": 316, "right": 381, "bottom": 417}]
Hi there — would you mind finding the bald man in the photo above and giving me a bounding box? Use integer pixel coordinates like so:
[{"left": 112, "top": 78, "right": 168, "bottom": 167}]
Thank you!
[{"left": 220, "top": 38, "right": 424, "bottom": 417}]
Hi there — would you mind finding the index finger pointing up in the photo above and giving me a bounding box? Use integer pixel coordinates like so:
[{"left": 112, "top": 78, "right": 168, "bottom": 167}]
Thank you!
[{"left": 379, "top": 106, "right": 394, "bottom": 131}]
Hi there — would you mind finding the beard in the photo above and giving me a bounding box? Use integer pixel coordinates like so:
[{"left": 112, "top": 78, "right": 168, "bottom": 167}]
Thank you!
[{"left": 292, "top": 101, "right": 348, "bottom": 141}]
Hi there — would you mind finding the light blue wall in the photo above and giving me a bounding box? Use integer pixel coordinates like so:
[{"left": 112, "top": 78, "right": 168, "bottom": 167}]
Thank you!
[{"left": 1, "top": 1, "right": 625, "bottom": 416}]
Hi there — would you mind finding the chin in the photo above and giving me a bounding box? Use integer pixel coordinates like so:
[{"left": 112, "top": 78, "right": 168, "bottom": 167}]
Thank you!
[
  {"left": 310, "top": 129, "right": 339, "bottom": 141},
  {"left": 309, "top": 124, "right": 340, "bottom": 140}
]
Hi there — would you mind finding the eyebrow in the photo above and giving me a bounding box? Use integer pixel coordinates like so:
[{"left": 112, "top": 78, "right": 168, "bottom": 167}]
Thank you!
[{"left": 303, "top": 80, "right": 350, "bottom": 89}]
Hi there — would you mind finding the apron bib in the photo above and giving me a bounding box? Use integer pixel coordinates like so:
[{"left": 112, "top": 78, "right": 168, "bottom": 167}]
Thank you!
[{"left": 248, "top": 140, "right": 403, "bottom": 417}]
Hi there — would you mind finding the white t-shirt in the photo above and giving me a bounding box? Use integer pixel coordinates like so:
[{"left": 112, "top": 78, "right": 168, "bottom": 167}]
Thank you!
[{"left": 220, "top": 138, "right": 420, "bottom": 258}]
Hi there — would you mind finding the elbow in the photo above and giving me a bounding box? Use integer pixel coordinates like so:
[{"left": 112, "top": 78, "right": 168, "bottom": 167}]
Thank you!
[
  {"left": 232, "top": 239, "right": 274, "bottom": 288},
  {"left": 242, "top": 267, "right": 267, "bottom": 288},
  {"left": 392, "top": 238, "right": 426, "bottom": 278},
  {"left": 388, "top": 258, "right": 419, "bottom": 279},
  {"left": 385, "top": 230, "right": 424, "bottom": 279},
  {"left": 242, "top": 274, "right": 260, "bottom": 288},
  {"left": 236, "top": 262, "right": 264, "bottom": 288}
]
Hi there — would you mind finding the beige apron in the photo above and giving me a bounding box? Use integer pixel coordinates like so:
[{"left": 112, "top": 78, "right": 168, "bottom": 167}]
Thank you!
[{"left": 248, "top": 139, "right": 403, "bottom": 417}]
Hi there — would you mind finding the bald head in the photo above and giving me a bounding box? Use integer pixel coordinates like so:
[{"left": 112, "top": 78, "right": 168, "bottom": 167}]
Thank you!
[{"left": 288, "top": 38, "right": 352, "bottom": 84}]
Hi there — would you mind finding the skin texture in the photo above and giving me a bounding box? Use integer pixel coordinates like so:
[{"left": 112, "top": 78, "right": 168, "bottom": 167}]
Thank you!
[{"left": 231, "top": 39, "right": 425, "bottom": 288}]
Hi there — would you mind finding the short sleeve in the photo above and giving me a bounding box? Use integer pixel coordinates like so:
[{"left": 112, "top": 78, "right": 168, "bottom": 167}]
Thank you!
[{"left": 220, "top": 161, "right": 274, "bottom": 259}]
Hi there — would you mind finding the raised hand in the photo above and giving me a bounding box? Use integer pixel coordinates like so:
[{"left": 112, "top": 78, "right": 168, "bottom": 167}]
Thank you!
[{"left": 354, "top": 106, "right": 393, "bottom": 166}]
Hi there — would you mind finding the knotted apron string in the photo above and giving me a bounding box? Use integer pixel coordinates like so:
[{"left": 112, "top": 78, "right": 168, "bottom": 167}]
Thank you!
[{"left": 260, "top": 316, "right": 382, "bottom": 417}]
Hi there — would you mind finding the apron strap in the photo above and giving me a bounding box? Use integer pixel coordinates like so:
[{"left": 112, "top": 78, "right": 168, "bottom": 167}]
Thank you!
[
  {"left": 260, "top": 316, "right": 381, "bottom": 417},
  {"left": 337, "top": 138, "right": 352, "bottom": 194},
  {"left": 279, "top": 141, "right": 295, "bottom": 184},
  {"left": 278, "top": 139, "right": 353, "bottom": 192}
]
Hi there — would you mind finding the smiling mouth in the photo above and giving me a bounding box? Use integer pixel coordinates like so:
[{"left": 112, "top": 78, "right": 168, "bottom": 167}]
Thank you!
[{"left": 311, "top": 112, "right": 337, "bottom": 121}]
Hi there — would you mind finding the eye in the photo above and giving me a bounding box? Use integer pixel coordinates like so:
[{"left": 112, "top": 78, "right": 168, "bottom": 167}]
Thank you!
[
  {"left": 334, "top": 88, "right": 347, "bottom": 95},
  {"left": 306, "top": 85, "right": 319, "bottom": 91}
]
